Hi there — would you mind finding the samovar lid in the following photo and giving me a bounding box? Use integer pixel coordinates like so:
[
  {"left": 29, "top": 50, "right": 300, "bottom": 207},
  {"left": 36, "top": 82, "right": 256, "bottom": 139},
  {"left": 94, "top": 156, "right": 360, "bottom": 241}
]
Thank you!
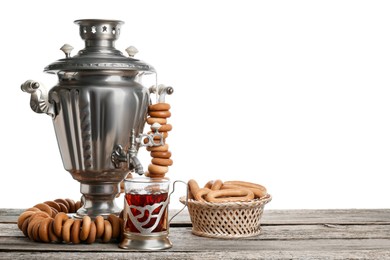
[{"left": 44, "top": 19, "right": 155, "bottom": 74}]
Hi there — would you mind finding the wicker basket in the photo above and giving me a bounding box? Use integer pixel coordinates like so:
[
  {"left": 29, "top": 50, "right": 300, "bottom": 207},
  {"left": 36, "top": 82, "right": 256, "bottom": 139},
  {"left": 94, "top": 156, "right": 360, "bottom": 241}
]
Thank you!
[{"left": 179, "top": 194, "right": 272, "bottom": 239}]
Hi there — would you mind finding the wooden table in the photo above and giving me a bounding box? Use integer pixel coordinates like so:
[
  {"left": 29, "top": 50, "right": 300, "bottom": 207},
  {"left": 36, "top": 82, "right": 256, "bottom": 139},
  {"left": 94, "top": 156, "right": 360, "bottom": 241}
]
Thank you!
[{"left": 1, "top": 208, "right": 390, "bottom": 259}]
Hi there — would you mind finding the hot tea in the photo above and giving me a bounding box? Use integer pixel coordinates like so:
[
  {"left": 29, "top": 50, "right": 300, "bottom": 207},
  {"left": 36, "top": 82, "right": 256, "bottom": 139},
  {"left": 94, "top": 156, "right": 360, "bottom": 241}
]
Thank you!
[{"left": 125, "top": 191, "right": 168, "bottom": 233}]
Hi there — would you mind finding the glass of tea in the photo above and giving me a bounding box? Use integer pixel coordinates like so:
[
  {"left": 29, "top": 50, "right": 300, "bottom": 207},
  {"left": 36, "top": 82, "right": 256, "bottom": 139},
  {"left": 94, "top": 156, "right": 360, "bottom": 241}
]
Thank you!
[{"left": 119, "top": 177, "right": 186, "bottom": 250}]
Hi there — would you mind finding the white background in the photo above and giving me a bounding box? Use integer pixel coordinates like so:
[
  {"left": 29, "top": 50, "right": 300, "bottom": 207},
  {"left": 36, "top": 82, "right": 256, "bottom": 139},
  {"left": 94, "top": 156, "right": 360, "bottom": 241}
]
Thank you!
[{"left": 1, "top": 0, "right": 389, "bottom": 210}]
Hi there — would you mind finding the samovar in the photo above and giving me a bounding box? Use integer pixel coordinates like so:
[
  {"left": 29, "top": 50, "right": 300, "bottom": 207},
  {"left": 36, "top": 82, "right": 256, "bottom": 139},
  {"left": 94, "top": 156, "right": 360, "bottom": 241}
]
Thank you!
[{"left": 21, "top": 19, "right": 172, "bottom": 218}]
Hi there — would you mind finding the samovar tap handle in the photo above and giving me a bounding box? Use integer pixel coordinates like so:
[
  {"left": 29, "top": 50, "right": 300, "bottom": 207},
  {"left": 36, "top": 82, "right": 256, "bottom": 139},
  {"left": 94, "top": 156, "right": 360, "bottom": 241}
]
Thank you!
[
  {"left": 21, "top": 80, "right": 55, "bottom": 118},
  {"left": 111, "top": 130, "right": 145, "bottom": 176},
  {"left": 111, "top": 145, "right": 128, "bottom": 168}
]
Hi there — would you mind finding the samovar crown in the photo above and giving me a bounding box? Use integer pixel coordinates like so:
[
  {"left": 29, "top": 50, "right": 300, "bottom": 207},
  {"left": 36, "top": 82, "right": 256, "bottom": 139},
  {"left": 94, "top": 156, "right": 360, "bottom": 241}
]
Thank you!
[
  {"left": 74, "top": 19, "right": 124, "bottom": 43},
  {"left": 44, "top": 19, "right": 154, "bottom": 74}
]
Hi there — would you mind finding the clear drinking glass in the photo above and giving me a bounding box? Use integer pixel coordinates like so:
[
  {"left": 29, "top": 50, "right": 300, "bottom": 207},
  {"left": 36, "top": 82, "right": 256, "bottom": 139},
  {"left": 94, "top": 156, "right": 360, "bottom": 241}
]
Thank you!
[{"left": 119, "top": 177, "right": 186, "bottom": 250}]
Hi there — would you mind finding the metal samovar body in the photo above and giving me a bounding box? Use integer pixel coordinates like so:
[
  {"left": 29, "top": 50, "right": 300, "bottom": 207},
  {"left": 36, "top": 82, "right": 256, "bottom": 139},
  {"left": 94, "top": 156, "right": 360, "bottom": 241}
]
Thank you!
[
  {"left": 21, "top": 19, "right": 165, "bottom": 218},
  {"left": 50, "top": 71, "right": 149, "bottom": 217}
]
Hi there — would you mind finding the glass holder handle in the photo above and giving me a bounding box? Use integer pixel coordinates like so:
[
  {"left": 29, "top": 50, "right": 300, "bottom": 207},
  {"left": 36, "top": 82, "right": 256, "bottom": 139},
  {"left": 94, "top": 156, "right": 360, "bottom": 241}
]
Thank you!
[{"left": 168, "top": 180, "right": 188, "bottom": 224}]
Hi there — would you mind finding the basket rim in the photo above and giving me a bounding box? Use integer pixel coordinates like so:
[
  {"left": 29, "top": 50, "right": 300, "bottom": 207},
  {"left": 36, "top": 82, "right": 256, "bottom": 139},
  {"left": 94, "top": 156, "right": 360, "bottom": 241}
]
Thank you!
[{"left": 179, "top": 193, "right": 272, "bottom": 207}]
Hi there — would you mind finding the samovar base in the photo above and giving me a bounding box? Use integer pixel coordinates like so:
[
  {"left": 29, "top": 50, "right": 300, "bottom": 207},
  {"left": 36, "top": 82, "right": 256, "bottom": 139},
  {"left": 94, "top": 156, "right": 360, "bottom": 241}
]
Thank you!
[{"left": 76, "top": 182, "right": 121, "bottom": 218}]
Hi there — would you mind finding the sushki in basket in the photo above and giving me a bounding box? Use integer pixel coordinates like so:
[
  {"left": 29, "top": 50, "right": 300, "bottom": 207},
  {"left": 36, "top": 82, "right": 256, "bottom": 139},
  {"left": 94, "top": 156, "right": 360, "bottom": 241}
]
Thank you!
[{"left": 180, "top": 179, "right": 271, "bottom": 239}]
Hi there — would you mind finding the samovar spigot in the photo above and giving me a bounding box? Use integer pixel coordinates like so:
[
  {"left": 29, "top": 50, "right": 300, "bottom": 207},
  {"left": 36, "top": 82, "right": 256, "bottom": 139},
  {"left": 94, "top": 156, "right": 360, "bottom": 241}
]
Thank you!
[
  {"left": 111, "top": 143, "right": 145, "bottom": 176},
  {"left": 112, "top": 125, "right": 164, "bottom": 176},
  {"left": 128, "top": 129, "right": 144, "bottom": 175}
]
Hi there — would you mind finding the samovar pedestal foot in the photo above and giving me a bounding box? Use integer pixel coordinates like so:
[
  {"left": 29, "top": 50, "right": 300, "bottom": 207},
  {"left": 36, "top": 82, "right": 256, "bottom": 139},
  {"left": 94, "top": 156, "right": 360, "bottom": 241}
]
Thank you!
[{"left": 76, "top": 182, "right": 121, "bottom": 219}]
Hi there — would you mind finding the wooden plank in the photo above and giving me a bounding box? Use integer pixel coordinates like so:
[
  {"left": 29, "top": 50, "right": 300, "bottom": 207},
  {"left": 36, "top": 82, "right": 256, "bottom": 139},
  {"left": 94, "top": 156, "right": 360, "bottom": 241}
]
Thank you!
[
  {"left": 2, "top": 208, "right": 390, "bottom": 225},
  {"left": 1, "top": 226, "right": 390, "bottom": 251},
  {"left": 0, "top": 236, "right": 390, "bottom": 253},
  {"left": 260, "top": 208, "right": 390, "bottom": 225},
  {"left": 1, "top": 250, "right": 390, "bottom": 260},
  {"left": 2, "top": 223, "right": 390, "bottom": 241},
  {"left": 0, "top": 209, "right": 22, "bottom": 216}
]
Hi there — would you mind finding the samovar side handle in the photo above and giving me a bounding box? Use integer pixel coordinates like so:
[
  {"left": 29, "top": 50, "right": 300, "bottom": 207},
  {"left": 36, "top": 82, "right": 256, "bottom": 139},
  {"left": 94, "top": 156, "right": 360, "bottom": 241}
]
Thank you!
[{"left": 21, "top": 80, "right": 55, "bottom": 118}]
